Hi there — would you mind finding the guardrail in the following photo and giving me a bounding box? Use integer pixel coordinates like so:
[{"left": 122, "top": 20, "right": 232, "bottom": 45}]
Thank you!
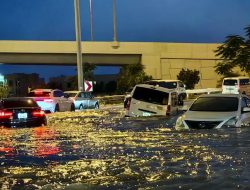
[
  {"left": 96, "top": 95, "right": 125, "bottom": 105},
  {"left": 186, "top": 88, "right": 222, "bottom": 99}
]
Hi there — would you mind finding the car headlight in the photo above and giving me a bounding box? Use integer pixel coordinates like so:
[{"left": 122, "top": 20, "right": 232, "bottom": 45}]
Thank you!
[
  {"left": 221, "top": 117, "right": 238, "bottom": 128},
  {"left": 175, "top": 115, "right": 187, "bottom": 130}
]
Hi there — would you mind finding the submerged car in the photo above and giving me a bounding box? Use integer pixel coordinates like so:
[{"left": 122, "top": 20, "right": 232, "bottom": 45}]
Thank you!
[
  {"left": 0, "top": 97, "right": 47, "bottom": 127},
  {"left": 125, "top": 84, "right": 179, "bottom": 117},
  {"left": 64, "top": 91, "right": 99, "bottom": 110},
  {"left": 175, "top": 94, "right": 250, "bottom": 130},
  {"left": 28, "top": 89, "right": 75, "bottom": 113}
]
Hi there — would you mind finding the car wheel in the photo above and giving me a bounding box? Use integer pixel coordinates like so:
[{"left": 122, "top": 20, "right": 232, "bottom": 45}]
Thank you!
[
  {"left": 54, "top": 104, "right": 59, "bottom": 112},
  {"left": 94, "top": 103, "right": 99, "bottom": 109},
  {"left": 70, "top": 104, "right": 75, "bottom": 112},
  {"left": 79, "top": 104, "right": 84, "bottom": 110}
]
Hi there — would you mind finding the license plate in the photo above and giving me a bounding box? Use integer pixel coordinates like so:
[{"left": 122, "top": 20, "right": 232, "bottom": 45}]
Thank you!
[
  {"left": 18, "top": 113, "right": 27, "bottom": 119},
  {"left": 142, "top": 112, "right": 151, "bottom": 116}
]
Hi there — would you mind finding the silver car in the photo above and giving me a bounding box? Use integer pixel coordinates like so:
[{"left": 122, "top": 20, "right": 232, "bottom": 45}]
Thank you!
[
  {"left": 175, "top": 94, "right": 250, "bottom": 129},
  {"left": 64, "top": 91, "right": 99, "bottom": 110}
]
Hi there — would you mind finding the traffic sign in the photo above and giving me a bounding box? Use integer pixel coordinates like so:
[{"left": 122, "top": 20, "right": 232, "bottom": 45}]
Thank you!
[{"left": 84, "top": 80, "right": 93, "bottom": 92}]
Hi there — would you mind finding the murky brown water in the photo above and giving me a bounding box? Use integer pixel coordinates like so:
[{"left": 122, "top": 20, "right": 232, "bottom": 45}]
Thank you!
[{"left": 0, "top": 108, "right": 250, "bottom": 189}]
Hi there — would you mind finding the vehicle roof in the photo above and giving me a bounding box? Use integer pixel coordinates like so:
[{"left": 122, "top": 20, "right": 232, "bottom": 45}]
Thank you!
[
  {"left": 134, "top": 84, "right": 176, "bottom": 93},
  {"left": 64, "top": 91, "right": 90, "bottom": 93},
  {"left": 198, "top": 93, "right": 246, "bottom": 98},
  {"left": 1, "top": 97, "right": 35, "bottom": 101},
  {"left": 223, "top": 77, "right": 249, "bottom": 80},
  {"left": 146, "top": 79, "right": 181, "bottom": 82}
]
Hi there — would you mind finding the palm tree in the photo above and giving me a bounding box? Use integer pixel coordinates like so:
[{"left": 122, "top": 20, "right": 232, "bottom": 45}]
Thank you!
[{"left": 215, "top": 26, "right": 250, "bottom": 76}]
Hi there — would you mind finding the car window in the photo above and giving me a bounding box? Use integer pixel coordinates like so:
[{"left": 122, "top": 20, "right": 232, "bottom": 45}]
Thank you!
[
  {"left": 171, "top": 92, "right": 178, "bottom": 106},
  {"left": 242, "top": 97, "right": 250, "bottom": 108},
  {"left": 240, "top": 79, "right": 250, "bottom": 85},
  {"left": 179, "top": 82, "right": 184, "bottom": 88},
  {"left": 190, "top": 97, "right": 239, "bottom": 112},
  {"left": 132, "top": 86, "right": 169, "bottom": 105},
  {"left": 64, "top": 93, "right": 76, "bottom": 97},
  {"left": 1, "top": 99, "right": 38, "bottom": 108},
  {"left": 145, "top": 81, "right": 177, "bottom": 89},
  {"left": 53, "top": 90, "right": 64, "bottom": 97},
  {"left": 223, "top": 79, "right": 238, "bottom": 86}
]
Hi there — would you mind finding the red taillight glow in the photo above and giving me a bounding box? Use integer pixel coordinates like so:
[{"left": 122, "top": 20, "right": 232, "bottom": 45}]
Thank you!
[
  {"left": 32, "top": 110, "right": 45, "bottom": 117},
  {"left": 34, "top": 89, "right": 43, "bottom": 94},
  {"left": 0, "top": 110, "right": 13, "bottom": 119}
]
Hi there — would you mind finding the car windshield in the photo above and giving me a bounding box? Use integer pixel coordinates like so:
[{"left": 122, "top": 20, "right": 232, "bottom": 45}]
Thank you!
[
  {"left": 1, "top": 99, "right": 38, "bottom": 108},
  {"left": 64, "top": 93, "right": 77, "bottom": 97},
  {"left": 223, "top": 79, "right": 238, "bottom": 86},
  {"left": 146, "top": 81, "right": 177, "bottom": 89},
  {"left": 28, "top": 91, "right": 51, "bottom": 97},
  {"left": 189, "top": 97, "right": 239, "bottom": 112},
  {"left": 132, "top": 86, "right": 169, "bottom": 105}
]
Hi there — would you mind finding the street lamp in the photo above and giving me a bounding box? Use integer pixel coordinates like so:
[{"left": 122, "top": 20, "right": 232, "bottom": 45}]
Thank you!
[
  {"left": 89, "top": 0, "right": 94, "bottom": 41},
  {"left": 74, "top": 0, "right": 84, "bottom": 91}
]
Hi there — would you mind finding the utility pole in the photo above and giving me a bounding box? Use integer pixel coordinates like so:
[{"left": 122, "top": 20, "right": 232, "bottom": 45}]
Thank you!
[
  {"left": 89, "top": 0, "right": 94, "bottom": 41},
  {"left": 74, "top": 0, "right": 84, "bottom": 91},
  {"left": 113, "top": 0, "right": 117, "bottom": 42}
]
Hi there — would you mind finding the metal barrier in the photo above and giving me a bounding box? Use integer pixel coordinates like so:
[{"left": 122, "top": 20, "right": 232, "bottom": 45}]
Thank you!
[
  {"left": 186, "top": 88, "right": 222, "bottom": 99},
  {"left": 96, "top": 95, "right": 125, "bottom": 105}
]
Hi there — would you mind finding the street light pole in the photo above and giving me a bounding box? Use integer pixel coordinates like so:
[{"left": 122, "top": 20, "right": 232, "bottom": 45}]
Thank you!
[
  {"left": 89, "top": 0, "right": 94, "bottom": 41},
  {"left": 74, "top": 0, "right": 84, "bottom": 91},
  {"left": 113, "top": 0, "right": 117, "bottom": 42}
]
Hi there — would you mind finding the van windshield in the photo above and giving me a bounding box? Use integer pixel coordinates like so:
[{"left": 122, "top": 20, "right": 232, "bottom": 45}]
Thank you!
[
  {"left": 145, "top": 81, "right": 177, "bottom": 89},
  {"left": 223, "top": 79, "right": 238, "bottom": 86},
  {"left": 132, "top": 87, "right": 169, "bottom": 105}
]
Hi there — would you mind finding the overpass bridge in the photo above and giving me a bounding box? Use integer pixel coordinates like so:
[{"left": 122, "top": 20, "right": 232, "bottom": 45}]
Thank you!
[{"left": 0, "top": 40, "right": 221, "bottom": 88}]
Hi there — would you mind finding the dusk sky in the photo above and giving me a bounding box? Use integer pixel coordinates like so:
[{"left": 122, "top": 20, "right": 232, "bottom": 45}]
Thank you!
[{"left": 0, "top": 0, "right": 250, "bottom": 80}]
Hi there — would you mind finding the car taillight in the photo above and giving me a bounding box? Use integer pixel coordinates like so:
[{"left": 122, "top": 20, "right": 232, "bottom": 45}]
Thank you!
[
  {"left": 0, "top": 110, "right": 13, "bottom": 119},
  {"left": 32, "top": 110, "right": 45, "bottom": 117},
  {"left": 166, "top": 105, "right": 171, "bottom": 115},
  {"left": 44, "top": 99, "right": 53, "bottom": 103}
]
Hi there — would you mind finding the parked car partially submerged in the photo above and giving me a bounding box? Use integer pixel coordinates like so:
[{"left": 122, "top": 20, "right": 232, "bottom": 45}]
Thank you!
[
  {"left": 0, "top": 97, "right": 47, "bottom": 127},
  {"left": 125, "top": 84, "right": 179, "bottom": 117},
  {"left": 28, "top": 89, "right": 75, "bottom": 113},
  {"left": 64, "top": 91, "right": 99, "bottom": 110},
  {"left": 175, "top": 94, "right": 250, "bottom": 130}
]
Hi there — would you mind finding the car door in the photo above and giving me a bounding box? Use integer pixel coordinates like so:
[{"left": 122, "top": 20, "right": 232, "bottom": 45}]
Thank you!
[
  {"left": 80, "top": 92, "right": 89, "bottom": 109},
  {"left": 86, "top": 92, "right": 95, "bottom": 108},
  {"left": 53, "top": 90, "right": 65, "bottom": 111},
  {"left": 240, "top": 97, "right": 250, "bottom": 125}
]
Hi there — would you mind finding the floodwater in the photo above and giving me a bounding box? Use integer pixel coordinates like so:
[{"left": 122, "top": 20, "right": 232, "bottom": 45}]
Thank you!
[{"left": 0, "top": 108, "right": 250, "bottom": 189}]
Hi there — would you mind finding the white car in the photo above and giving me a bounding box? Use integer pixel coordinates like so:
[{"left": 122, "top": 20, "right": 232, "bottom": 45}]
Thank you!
[
  {"left": 64, "top": 91, "right": 99, "bottom": 110},
  {"left": 175, "top": 94, "right": 250, "bottom": 130},
  {"left": 28, "top": 89, "right": 75, "bottom": 113},
  {"left": 126, "top": 84, "right": 179, "bottom": 117}
]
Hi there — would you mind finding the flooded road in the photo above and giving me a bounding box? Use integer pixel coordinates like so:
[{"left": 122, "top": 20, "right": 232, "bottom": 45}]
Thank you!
[{"left": 0, "top": 106, "right": 250, "bottom": 189}]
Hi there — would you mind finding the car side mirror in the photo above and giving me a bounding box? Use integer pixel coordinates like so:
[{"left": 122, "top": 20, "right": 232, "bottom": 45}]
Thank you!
[{"left": 243, "top": 107, "right": 250, "bottom": 112}]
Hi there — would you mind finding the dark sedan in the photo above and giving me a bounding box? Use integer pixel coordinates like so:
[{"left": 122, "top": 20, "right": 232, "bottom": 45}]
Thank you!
[{"left": 0, "top": 97, "right": 47, "bottom": 128}]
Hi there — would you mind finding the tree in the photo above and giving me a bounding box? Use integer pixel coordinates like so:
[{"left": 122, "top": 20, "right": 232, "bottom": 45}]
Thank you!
[
  {"left": 116, "top": 64, "right": 152, "bottom": 94},
  {"left": 0, "top": 86, "right": 9, "bottom": 98},
  {"left": 177, "top": 68, "right": 200, "bottom": 89},
  {"left": 215, "top": 26, "right": 250, "bottom": 77}
]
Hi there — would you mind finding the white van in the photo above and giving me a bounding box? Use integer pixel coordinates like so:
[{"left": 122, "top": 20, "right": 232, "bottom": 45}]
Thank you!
[
  {"left": 222, "top": 77, "right": 250, "bottom": 96},
  {"left": 144, "top": 80, "right": 186, "bottom": 105},
  {"left": 125, "top": 84, "right": 179, "bottom": 117}
]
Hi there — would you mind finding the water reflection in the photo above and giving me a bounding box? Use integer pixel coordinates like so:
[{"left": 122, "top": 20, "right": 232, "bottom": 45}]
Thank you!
[{"left": 0, "top": 110, "right": 250, "bottom": 189}]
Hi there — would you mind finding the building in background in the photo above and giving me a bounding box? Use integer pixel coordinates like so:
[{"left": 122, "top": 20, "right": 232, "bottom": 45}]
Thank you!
[{"left": 5, "top": 73, "right": 46, "bottom": 96}]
